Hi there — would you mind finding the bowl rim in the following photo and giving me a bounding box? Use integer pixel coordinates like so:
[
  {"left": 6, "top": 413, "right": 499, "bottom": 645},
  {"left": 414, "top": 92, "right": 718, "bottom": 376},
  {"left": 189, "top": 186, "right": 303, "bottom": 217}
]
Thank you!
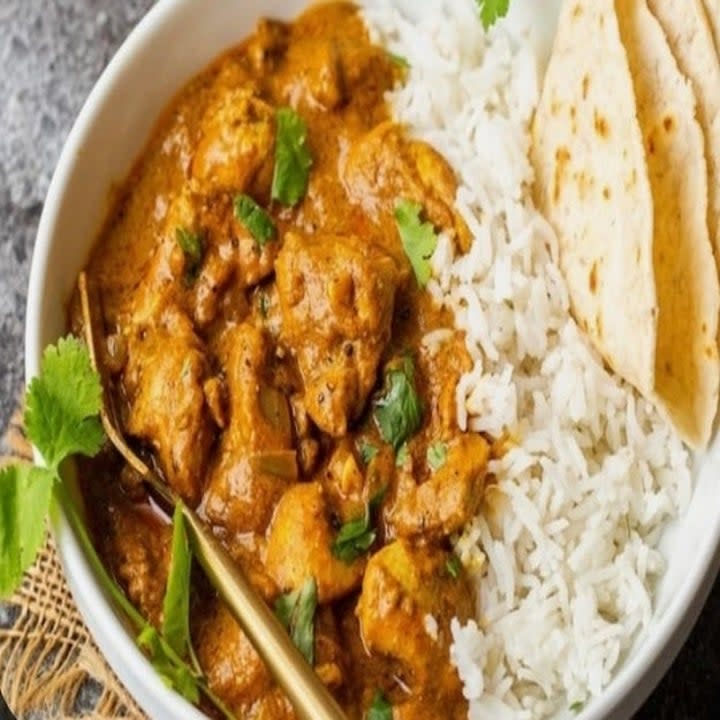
[{"left": 23, "top": 1, "right": 720, "bottom": 719}]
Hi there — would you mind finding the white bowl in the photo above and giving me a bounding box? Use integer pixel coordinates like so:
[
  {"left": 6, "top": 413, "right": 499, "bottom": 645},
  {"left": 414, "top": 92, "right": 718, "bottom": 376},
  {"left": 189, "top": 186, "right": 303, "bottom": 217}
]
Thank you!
[{"left": 25, "top": 1, "right": 720, "bottom": 719}]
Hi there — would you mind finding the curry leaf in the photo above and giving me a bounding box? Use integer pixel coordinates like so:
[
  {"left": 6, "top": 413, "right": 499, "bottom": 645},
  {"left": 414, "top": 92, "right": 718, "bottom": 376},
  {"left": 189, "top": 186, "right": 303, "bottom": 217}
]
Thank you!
[
  {"left": 367, "top": 690, "right": 393, "bottom": 720},
  {"left": 162, "top": 504, "right": 193, "bottom": 658},
  {"left": 234, "top": 194, "right": 277, "bottom": 248},
  {"left": 427, "top": 442, "right": 448, "bottom": 472},
  {"left": 373, "top": 355, "right": 423, "bottom": 451},
  {"left": 394, "top": 200, "right": 438, "bottom": 288},
  {"left": 24, "top": 336, "right": 104, "bottom": 471},
  {"left": 275, "top": 577, "right": 318, "bottom": 665},
  {"left": 475, "top": 0, "right": 511, "bottom": 30},
  {"left": 0, "top": 465, "right": 54, "bottom": 598},
  {"left": 272, "top": 107, "right": 313, "bottom": 206}
]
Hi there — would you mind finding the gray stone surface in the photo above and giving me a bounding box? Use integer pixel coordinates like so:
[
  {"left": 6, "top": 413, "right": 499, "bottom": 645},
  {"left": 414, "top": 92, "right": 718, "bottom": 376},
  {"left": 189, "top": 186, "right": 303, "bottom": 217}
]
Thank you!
[{"left": 0, "top": 1, "right": 717, "bottom": 718}]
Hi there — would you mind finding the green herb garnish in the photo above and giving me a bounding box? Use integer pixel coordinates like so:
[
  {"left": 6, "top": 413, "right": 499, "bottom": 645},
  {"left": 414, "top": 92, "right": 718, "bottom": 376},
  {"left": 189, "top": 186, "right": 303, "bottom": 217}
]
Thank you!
[
  {"left": 373, "top": 355, "right": 423, "bottom": 451},
  {"left": 427, "top": 442, "right": 448, "bottom": 472},
  {"left": 234, "top": 194, "right": 276, "bottom": 248},
  {"left": 175, "top": 227, "right": 205, "bottom": 283},
  {"left": 331, "top": 511, "right": 377, "bottom": 564},
  {"left": 367, "top": 690, "right": 393, "bottom": 720},
  {"left": 569, "top": 701, "right": 585, "bottom": 714},
  {"left": 446, "top": 553, "right": 462, "bottom": 580},
  {"left": 272, "top": 107, "right": 313, "bottom": 206},
  {"left": 394, "top": 200, "right": 438, "bottom": 288},
  {"left": 358, "top": 439, "right": 379, "bottom": 465},
  {"left": 275, "top": 577, "right": 318, "bottom": 665},
  {"left": 475, "top": 0, "right": 511, "bottom": 30}
]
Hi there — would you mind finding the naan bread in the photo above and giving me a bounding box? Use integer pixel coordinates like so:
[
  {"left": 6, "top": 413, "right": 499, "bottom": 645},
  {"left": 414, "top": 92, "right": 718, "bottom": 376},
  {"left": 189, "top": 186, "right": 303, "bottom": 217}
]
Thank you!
[
  {"left": 531, "top": 0, "right": 657, "bottom": 398},
  {"left": 648, "top": 0, "right": 720, "bottom": 269},
  {"left": 703, "top": 0, "right": 720, "bottom": 56},
  {"left": 615, "top": 0, "right": 719, "bottom": 449}
]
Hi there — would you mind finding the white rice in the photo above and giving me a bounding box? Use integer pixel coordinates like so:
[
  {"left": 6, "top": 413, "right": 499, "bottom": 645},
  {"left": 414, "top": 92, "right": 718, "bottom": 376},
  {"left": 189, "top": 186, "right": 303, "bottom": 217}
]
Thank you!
[{"left": 362, "top": 2, "right": 692, "bottom": 717}]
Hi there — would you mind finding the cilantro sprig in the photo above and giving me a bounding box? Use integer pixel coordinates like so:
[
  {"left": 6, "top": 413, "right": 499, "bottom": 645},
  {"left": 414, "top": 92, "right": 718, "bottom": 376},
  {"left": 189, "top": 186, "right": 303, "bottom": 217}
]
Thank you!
[
  {"left": 331, "top": 490, "right": 386, "bottom": 564},
  {"left": 475, "top": 0, "right": 511, "bottom": 30},
  {"left": 0, "top": 337, "right": 233, "bottom": 718}
]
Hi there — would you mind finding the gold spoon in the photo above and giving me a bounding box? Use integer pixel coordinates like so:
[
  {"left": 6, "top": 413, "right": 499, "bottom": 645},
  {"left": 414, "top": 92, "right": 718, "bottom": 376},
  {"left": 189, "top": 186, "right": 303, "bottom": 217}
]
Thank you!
[{"left": 77, "top": 272, "right": 346, "bottom": 720}]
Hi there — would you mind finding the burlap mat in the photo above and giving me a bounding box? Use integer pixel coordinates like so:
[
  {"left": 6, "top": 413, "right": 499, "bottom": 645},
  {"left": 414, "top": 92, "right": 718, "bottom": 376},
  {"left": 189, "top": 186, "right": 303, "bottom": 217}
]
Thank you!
[{"left": 0, "top": 406, "right": 146, "bottom": 719}]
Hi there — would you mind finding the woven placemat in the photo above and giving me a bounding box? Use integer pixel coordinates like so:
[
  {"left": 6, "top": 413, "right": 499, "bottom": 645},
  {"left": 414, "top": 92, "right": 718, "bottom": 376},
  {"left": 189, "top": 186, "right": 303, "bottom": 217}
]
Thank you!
[{"left": 0, "top": 406, "right": 146, "bottom": 719}]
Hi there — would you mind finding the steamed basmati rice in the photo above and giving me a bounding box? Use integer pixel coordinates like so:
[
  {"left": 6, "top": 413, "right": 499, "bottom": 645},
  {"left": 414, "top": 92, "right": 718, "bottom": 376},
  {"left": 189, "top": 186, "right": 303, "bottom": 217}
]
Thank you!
[{"left": 362, "top": 2, "right": 691, "bottom": 717}]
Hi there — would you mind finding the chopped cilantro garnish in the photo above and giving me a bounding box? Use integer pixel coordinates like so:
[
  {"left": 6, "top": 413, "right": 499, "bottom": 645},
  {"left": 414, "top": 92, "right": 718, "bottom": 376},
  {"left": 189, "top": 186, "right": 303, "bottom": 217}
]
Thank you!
[
  {"left": 475, "top": 0, "right": 511, "bottom": 30},
  {"left": 569, "top": 701, "right": 585, "bottom": 714},
  {"left": 373, "top": 355, "right": 423, "bottom": 451},
  {"left": 331, "top": 511, "right": 377, "bottom": 564},
  {"left": 234, "top": 194, "right": 276, "bottom": 248},
  {"left": 175, "top": 227, "right": 205, "bottom": 283},
  {"left": 275, "top": 577, "right": 318, "bottom": 665},
  {"left": 446, "top": 553, "right": 462, "bottom": 580},
  {"left": 427, "top": 442, "right": 448, "bottom": 472},
  {"left": 394, "top": 200, "right": 438, "bottom": 288},
  {"left": 367, "top": 690, "right": 393, "bottom": 720},
  {"left": 272, "top": 107, "right": 313, "bottom": 206}
]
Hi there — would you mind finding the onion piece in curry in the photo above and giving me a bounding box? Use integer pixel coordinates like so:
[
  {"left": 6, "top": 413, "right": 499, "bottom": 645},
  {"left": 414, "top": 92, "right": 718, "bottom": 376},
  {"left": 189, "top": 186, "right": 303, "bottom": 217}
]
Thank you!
[{"left": 71, "top": 3, "right": 491, "bottom": 718}]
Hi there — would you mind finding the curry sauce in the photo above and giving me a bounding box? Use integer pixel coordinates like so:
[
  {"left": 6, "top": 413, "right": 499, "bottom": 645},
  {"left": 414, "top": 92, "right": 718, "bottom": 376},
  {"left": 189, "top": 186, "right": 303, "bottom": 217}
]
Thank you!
[{"left": 73, "top": 4, "right": 490, "bottom": 718}]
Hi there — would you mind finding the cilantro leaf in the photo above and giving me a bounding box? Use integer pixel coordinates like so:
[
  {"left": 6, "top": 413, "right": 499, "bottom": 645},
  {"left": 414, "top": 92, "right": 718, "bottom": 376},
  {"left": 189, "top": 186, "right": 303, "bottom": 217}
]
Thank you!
[
  {"left": 367, "top": 690, "right": 392, "bottom": 720},
  {"left": 475, "top": 0, "right": 511, "bottom": 30},
  {"left": 162, "top": 504, "right": 193, "bottom": 658},
  {"left": 357, "top": 440, "right": 378, "bottom": 465},
  {"left": 137, "top": 625, "right": 200, "bottom": 703},
  {"left": 0, "top": 465, "right": 54, "bottom": 598},
  {"left": 24, "top": 336, "right": 104, "bottom": 471},
  {"left": 446, "top": 553, "right": 462, "bottom": 580},
  {"left": 331, "top": 511, "right": 377, "bottom": 564},
  {"left": 427, "top": 442, "right": 448, "bottom": 472},
  {"left": 275, "top": 577, "right": 318, "bottom": 665},
  {"left": 234, "top": 194, "right": 277, "bottom": 248},
  {"left": 569, "top": 701, "right": 585, "bottom": 714},
  {"left": 272, "top": 108, "right": 313, "bottom": 206},
  {"left": 373, "top": 356, "right": 423, "bottom": 451},
  {"left": 175, "top": 227, "right": 205, "bottom": 284},
  {"left": 394, "top": 200, "right": 438, "bottom": 288}
]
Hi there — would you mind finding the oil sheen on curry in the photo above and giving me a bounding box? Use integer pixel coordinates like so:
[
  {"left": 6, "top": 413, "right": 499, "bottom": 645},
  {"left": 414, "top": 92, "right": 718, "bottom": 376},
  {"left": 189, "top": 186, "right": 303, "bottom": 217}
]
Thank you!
[{"left": 73, "top": 4, "right": 492, "bottom": 718}]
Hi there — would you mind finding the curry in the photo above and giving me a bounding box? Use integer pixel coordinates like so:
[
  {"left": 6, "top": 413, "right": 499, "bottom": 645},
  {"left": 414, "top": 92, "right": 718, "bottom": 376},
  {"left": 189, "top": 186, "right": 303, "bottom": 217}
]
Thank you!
[{"left": 72, "top": 3, "right": 490, "bottom": 718}]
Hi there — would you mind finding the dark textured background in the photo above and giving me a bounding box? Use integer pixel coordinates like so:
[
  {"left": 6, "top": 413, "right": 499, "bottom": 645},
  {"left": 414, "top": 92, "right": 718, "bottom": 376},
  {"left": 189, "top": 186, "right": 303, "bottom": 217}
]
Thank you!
[{"left": 0, "top": 1, "right": 717, "bottom": 718}]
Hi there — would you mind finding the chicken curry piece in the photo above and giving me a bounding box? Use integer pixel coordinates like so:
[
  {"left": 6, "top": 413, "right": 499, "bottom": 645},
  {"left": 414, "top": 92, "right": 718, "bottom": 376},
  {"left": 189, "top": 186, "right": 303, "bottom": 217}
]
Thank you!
[{"left": 74, "top": 4, "right": 490, "bottom": 719}]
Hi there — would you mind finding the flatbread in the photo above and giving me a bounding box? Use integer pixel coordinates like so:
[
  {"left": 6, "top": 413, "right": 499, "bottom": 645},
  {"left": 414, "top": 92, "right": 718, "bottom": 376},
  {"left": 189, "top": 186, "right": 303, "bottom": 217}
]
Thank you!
[
  {"left": 703, "top": 0, "right": 720, "bottom": 56},
  {"left": 616, "top": 0, "right": 720, "bottom": 448},
  {"left": 648, "top": 0, "right": 720, "bottom": 270},
  {"left": 531, "top": 0, "right": 658, "bottom": 398}
]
